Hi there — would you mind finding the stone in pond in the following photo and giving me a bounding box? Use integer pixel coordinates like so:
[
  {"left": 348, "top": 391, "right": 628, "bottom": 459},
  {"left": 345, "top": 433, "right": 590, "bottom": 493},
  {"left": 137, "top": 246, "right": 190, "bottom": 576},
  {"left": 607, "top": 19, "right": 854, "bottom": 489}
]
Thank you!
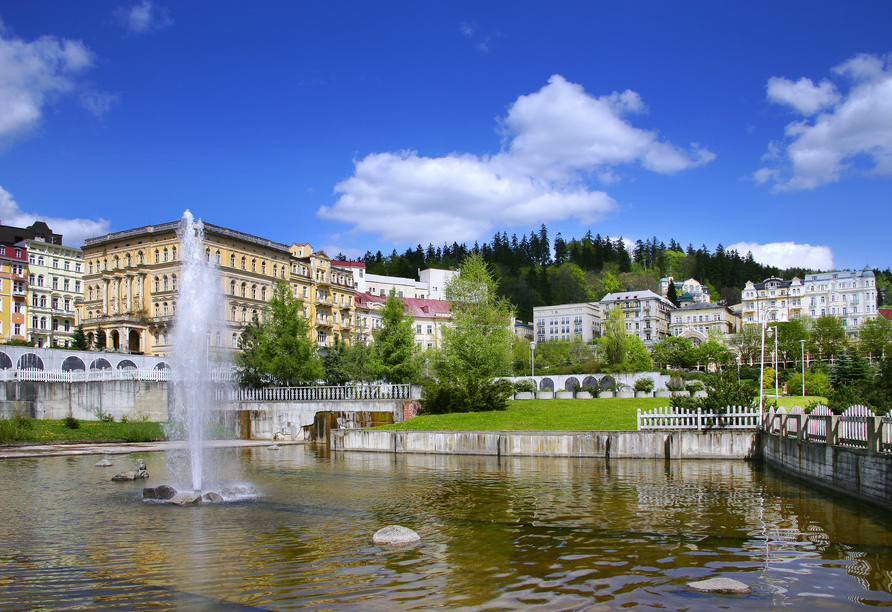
[
  {"left": 373, "top": 525, "right": 420, "bottom": 545},
  {"left": 169, "top": 492, "right": 202, "bottom": 506},
  {"left": 95, "top": 458, "right": 113, "bottom": 467},
  {"left": 143, "top": 485, "right": 178, "bottom": 500},
  {"left": 687, "top": 578, "right": 750, "bottom": 593},
  {"left": 202, "top": 492, "right": 224, "bottom": 502}
]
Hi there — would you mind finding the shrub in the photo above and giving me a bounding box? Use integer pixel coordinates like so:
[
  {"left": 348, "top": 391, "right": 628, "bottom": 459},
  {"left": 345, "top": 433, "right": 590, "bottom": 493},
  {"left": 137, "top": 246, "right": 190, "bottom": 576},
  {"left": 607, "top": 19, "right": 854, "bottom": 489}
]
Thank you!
[
  {"left": 63, "top": 415, "right": 80, "bottom": 429},
  {"left": 513, "top": 379, "right": 537, "bottom": 393},
  {"left": 120, "top": 421, "right": 157, "bottom": 442},
  {"left": 685, "top": 380, "right": 705, "bottom": 393},
  {"left": 666, "top": 376, "right": 686, "bottom": 391},
  {"left": 633, "top": 377, "right": 655, "bottom": 393},
  {"left": 421, "top": 375, "right": 514, "bottom": 414},
  {"left": 0, "top": 418, "right": 22, "bottom": 442},
  {"left": 93, "top": 407, "right": 115, "bottom": 422}
]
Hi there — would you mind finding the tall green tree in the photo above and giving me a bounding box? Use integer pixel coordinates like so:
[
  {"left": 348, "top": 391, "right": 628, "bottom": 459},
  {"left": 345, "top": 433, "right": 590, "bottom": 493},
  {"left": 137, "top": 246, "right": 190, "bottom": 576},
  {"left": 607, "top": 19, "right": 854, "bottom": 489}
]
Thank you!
[
  {"left": 808, "top": 314, "right": 848, "bottom": 359},
  {"left": 437, "top": 253, "right": 516, "bottom": 380},
  {"left": 71, "top": 325, "right": 89, "bottom": 350},
  {"left": 95, "top": 328, "right": 107, "bottom": 350},
  {"left": 859, "top": 316, "right": 892, "bottom": 358},
  {"left": 372, "top": 291, "right": 421, "bottom": 383},
  {"left": 236, "top": 278, "right": 323, "bottom": 387},
  {"left": 651, "top": 336, "right": 698, "bottom": 369},
  {"left": 599, "top": 307, "right": 628, "bottom": 371}
]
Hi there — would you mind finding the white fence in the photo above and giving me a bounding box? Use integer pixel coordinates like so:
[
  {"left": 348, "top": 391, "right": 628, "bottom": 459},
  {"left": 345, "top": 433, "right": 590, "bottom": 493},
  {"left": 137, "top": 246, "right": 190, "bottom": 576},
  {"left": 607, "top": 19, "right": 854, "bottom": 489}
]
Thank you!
[
  {"left": 763, "top": 404, "right": 892, "bottom": 452},
  {"left": 637, "top": 406, "right": 763, "bottom": 431},
  {"left": 0, "top": 367, "right": 172, "bottom": 382},
  {"left": 217, "top": 384, "right": 412, "bottom": 403}
]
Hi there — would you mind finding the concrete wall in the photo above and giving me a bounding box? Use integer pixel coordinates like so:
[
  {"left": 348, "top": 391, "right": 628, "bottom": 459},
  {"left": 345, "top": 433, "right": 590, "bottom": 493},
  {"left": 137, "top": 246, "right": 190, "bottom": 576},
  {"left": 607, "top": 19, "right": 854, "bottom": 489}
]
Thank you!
[
  {"left": 763, "top": 433, "right": 892, "bottom": 509},
  {"left": 0, "top": 346, "right": 171, "bottom": 371},
  {"left": 0, "top": 379, "right": 169, "bottom": 421},
  {"left": 504, "top": 372, "right": 671, "bottom": 392},
  {"left": 331, "top": 429, "right": 761, "bottom": 460}
]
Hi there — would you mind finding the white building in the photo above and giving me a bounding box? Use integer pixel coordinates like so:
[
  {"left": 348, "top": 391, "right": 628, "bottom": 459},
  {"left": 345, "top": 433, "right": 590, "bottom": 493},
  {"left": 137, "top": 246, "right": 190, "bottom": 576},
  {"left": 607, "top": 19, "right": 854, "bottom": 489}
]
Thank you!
[
  {"left": 741, "top": 267, "right": 878, "bottom": 338},
  {"left": 26, "top": 240, "right": 84, "bottom": 348},
  {"left": 354, "top": 292, "right": 452, "bottom": 350},
  {"left": 669, "top": 302, "right": 740, "bottom": 344},
  {"left": 600, "top": 290, "right": 675, "bottom": 346},
  {"left": 533, "top": 303, "right": 602, "bottom": 344},
  {"left": 340, "top": 262, "right": 456, "bottom": 301}
]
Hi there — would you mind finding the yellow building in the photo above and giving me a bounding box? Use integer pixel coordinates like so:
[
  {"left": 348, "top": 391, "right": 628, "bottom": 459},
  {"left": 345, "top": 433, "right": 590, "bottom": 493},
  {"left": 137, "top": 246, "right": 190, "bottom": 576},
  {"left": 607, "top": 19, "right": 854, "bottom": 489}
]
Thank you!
[
  {"left": 289, "top": 243, "right": 356, "bottom": 348},
  {"left": 0, "top": 243, "right": 28, "bottom": 343},
  {"left": 81, "top": 220, "right": 292, "bottom": 356}
]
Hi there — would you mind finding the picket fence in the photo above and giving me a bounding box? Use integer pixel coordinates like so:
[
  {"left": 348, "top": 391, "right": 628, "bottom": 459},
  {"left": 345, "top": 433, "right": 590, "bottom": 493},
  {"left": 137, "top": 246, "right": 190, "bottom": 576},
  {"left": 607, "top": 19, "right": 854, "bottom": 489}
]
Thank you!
[
  {"left": 637, "top": 406, "right": 763, "bottom": 431},
  {"left": 764, "top": 404, "right": 892, "bottom": 451}
]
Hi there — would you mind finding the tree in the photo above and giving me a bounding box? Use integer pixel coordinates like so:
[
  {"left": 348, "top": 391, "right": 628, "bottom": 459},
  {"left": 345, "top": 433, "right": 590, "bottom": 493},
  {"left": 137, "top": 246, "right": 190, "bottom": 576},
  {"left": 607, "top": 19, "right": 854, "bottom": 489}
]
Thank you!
[
  {"left": 624, "top": 336, "right": 652, "bottom": 372},
  {"left": 776, "top": 319, "right": 809, "bottom": 367},
  {"left": 322, "top": 335, "right": 352, "bottom": 386},
  {"left": 71, "top": 325, "right": 89, "bottom": 350},
  {"left": 236, "top": 278, "right": 323, "bottom": 387},
  {"left": 95, "top": 328, "right": 107, "bottom": 350},
  {"left": 666, "top": 282, "right": 679, "bottom": 307},
  {"left": 373, "top": 291, "right": 420, "bottom": 383},
  {"left": 651, "top": 336, "right": 697, "bottom": 369},
  {"left": 859, "top": 316, "right": 892, "bottom": 358},
  {"left": 808, "top": 314, "right": 847, "bottom": 359},
  {"left": 424, "top": 253, "right": 515, "bottom": 414},
  {"left": 600, "top": 307, "right": 628, "bottom": 371},
  {"left": 696, "top": 340, "right": 734, "bottom": 371},
  {"left": 437, "top": 253, "right": 515, "bottom": 380}
]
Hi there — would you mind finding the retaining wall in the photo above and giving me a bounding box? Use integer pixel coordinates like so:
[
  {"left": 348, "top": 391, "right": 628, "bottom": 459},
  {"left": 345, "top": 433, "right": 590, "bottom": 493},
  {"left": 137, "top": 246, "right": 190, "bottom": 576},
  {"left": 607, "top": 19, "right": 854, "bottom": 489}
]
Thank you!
[
  {"left": 330, "top": 429, "right": 761, "bottom": 459},
  {"left": 762, "top": 433, "right": 892, "bottom": 509},
  {"left": 0, "top": 380, "right": 169, "bottom": 421}
]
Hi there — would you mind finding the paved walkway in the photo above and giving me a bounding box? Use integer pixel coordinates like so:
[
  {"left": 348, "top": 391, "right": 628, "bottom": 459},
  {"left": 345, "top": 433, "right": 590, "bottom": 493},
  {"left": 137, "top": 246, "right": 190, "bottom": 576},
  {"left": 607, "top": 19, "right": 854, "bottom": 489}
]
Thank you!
[{"left": 0, "top": 439, "right": 306, "bottom": 460}]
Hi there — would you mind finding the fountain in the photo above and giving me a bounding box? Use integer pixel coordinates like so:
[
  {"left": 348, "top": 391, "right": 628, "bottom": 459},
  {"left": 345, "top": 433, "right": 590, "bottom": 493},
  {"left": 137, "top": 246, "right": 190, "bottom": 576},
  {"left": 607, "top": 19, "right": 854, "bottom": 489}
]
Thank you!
[{"left": 161, "top": 210, "right": 245, "bottom": 498}]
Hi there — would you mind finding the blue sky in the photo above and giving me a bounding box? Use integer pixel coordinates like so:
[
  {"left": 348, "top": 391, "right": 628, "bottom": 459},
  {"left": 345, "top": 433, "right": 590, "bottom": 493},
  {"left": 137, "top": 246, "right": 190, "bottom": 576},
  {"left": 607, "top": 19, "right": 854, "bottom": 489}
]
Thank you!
[{"left": 0, "top": 2, "right": 890, "bottom": 273}]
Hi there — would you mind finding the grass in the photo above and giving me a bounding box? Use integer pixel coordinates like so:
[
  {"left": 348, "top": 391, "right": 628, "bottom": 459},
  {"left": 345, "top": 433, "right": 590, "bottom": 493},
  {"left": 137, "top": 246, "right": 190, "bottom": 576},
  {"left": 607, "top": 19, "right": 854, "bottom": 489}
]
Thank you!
[
  {"left": 382, "top": 395, "right": 830, "bottom": 431},
  {"left": 0, "top": 418, "right": 166, "bottom": 443}
]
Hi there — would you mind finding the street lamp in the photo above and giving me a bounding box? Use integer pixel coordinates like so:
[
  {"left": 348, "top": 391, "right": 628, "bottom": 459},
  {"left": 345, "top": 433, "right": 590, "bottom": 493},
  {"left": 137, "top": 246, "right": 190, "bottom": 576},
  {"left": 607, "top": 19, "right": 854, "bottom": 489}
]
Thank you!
[
  {"left": 759, "top": 308, "right": 787, "bottom": 413},
  {"left": 800, "top": 339, "right": 806, "bottom": 397},
  {"left": 530, "top": 341, "right": 537, "bottom": 378},
  {"left": 737, "top": 354, "right": 741, "bottom": 384}
]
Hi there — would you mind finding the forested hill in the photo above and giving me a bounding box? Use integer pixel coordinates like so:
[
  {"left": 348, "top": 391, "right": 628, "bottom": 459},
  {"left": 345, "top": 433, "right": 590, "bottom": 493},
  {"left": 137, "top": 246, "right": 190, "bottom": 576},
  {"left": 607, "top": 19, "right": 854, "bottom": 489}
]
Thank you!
[{"left": 343, "top": 225, "right": 890, "bottom": 321}]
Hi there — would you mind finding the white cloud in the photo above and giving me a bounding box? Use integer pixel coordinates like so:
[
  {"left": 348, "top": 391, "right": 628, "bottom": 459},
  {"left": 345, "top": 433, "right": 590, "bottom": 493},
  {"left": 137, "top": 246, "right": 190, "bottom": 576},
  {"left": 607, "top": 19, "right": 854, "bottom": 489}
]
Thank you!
[
  {"left": 0, "top": 20, "right": 104, "bottom": 145},
  {"left": 727, "top": 241, "right": 834, "bottom": 270},
  {"left": 114, "top": 1, "right": 174, "bottom": 34},
  {"left": 320, "top": 75, "right": 713, "bottom": 247},
  {"left": 757, "top": 53, "right": 892, "bottom": 191},
  {"left": 0, "top": 185, "right": 110, "bottom": 247}
]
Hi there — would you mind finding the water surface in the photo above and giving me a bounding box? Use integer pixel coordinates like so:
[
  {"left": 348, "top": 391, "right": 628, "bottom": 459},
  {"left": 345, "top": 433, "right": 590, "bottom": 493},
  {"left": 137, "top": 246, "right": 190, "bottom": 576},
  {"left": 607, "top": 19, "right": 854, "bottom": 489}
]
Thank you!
[{"left": 1, "top": 445, "right": 891, "bottom": 610}]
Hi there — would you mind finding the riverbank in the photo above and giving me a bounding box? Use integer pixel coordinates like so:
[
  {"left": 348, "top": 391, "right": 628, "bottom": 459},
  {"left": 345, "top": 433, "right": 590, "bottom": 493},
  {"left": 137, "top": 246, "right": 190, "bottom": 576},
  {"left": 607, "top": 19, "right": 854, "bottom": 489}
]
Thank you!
[{"left": 0, "top": 439, "right": 306, "bottom": 460}]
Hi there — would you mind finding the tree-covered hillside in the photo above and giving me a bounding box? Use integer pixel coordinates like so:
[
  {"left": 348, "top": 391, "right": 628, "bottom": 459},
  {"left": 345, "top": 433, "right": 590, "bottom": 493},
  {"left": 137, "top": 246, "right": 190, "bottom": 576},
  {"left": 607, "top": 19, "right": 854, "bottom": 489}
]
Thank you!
[{"left": 344, "top": 225, "right": 891, "bottom": 320}]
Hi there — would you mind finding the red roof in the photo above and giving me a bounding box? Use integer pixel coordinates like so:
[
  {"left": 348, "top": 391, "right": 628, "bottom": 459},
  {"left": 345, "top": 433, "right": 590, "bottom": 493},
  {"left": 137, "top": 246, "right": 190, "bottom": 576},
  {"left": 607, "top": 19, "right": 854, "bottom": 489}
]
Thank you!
[
  {"left": 401, "top": 297, "right": 452, "bottom": 318},
  {"left": 880, "top": 308, "right": 892, "bottom": 322},
  {"left": 332, "top": 260, "right": 365, "bottom": 268}
]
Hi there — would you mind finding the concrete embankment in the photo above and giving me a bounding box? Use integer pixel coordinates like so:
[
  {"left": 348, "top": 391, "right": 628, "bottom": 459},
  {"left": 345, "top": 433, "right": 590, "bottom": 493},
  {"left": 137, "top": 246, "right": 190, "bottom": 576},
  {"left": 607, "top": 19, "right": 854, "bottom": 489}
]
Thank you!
[
  {"left": 330, "top": 429, "right": 761, "bottom": 460},
  {"left": 763, "top": 433, "right": 892, "bottom": 509}
]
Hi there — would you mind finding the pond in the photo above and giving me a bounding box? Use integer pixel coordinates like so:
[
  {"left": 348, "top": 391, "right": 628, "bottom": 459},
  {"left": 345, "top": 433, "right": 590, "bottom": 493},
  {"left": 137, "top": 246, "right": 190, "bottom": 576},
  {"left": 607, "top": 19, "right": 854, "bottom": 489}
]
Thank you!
[{"left": 1, "top": 445, "right": 891, "bottom": 610}]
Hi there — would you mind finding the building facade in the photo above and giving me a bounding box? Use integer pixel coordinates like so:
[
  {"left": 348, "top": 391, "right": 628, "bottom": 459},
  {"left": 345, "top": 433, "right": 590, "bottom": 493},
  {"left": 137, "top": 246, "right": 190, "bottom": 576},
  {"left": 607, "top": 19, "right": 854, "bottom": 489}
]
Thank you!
[
  {"left": 81, "top": 220, "right": 292, "bottom": 357},
  {"left": 669, "top": 302, "right": 739, "bottom": 343},
  {"left": 0, "top": 243, "right": 28, "bottom": 343},
  {"left": 659, "top": 277, "right": 711, "bottom": 303},
  {"left": 599, "top": 290, "right": 675, "bottom": 346},
  {"left": 533, "top": 303, "right": 602, "bottom": 344},
  {"left": 741, "top": 268, "right": 878, "bottom": 338},
  {"left": 26, "top": 240, "right": 83, "bottom": 348},
  {"left": 290, "top": 244, "right": 357, "bottom": 349}
]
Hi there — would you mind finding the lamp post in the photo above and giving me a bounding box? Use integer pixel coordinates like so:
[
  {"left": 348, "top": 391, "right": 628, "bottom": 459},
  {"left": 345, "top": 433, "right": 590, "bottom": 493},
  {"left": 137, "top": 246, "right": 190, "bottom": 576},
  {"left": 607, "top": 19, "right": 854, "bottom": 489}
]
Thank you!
[
  {"left": 737, "top": 354, "right": 741, "bottom": 384},
  {"left": 759, "top": 308, "right": 786, "bottom": 413},
  {"left": 800, "top": 339, "right": 806, "bottom": 397},
  {"left": 530, "top": 341, "right": 537, "bottom": 378}
]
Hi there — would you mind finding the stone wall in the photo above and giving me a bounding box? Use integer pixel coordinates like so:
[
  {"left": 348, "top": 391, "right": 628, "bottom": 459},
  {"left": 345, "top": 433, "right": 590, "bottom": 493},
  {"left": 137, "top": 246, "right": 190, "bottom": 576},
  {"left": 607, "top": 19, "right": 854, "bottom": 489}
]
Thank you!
[
  {"left": 762, "top": 433, "right": 892, "bottom": 509},
  {"left": 331, "top": 429, "right": 762, "bottom": 460},
  {"left": 0, "top": 379, "right": 169, "bottom": 421}
]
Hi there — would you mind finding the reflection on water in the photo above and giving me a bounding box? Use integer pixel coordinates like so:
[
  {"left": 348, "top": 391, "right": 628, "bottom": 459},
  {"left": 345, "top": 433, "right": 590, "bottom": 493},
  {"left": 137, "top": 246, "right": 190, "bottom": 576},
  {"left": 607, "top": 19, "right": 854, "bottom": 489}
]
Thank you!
[{"left": 1, "top": 446, "right": 891, "bottom": 610}]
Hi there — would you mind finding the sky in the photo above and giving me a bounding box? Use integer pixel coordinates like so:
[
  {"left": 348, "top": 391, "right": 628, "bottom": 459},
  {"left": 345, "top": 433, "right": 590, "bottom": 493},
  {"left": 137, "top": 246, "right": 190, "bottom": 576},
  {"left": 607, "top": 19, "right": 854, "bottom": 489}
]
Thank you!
[{"left": 0, "top": 1, "right": 890, "bottom": 274}]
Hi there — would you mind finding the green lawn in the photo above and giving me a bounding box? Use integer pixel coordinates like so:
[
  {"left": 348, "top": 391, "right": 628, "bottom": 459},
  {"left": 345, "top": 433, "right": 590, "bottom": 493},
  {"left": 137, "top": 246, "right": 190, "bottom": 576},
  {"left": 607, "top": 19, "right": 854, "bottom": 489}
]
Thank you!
[
  {"left": 0, "top": 419, "right": 165, "bottom": 443},
  {"left": 383, "top": 395, "right": 828, "bottom": 431}
]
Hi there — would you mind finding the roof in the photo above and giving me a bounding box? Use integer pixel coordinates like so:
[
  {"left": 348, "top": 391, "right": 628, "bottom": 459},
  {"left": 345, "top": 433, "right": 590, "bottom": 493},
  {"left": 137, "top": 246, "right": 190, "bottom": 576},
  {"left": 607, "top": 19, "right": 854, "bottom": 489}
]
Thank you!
[
  {"left": 332, "top": 260, "right": 365, "bottom": 268},
  {"left": 880, "top": 308, "right": 892, "bottom": 322},
  {"left": 674, "top": 302, "right": 732, "bottom": 313},
  {"left": 600, "top": 289, "right": 675, "bottom": 308},
  {"left": 402, "top": 297, "right": 452, "bottom": 318}
]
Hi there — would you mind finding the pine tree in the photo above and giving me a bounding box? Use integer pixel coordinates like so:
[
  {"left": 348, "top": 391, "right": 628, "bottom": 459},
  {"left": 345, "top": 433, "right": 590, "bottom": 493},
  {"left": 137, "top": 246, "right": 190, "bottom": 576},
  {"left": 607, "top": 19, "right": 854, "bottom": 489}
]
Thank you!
[
  {"left": 373, "top": 291, "right": 420, "bottom": 383},
  {"left": 95, "top": 328, "right": 107, "bottom": 349},
  {"left": 71, "top": 325, "right": 88, "bottom": 350}
]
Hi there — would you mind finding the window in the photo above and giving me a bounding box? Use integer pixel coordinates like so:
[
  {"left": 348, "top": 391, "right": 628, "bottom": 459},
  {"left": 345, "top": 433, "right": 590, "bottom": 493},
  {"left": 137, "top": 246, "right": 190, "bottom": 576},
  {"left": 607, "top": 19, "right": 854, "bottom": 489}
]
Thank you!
[
  {"left": 242, "top": 308, "right": 247, "bottom": 322},
  {"left": 64, "top": 299, "right": 70, "bottom": 311},
  {"left": 261, "top": 286, "right": 266, "bottom": 301},
  {"left": 39, "top": 296, "right": 46, "bottom": 308},
  {"left": 163, "top": 276, "right": 169, "bottom": 291},
  {"left": 155, "top": 304, "right": 160, "bottom": 317},
  {"left": 231, "top": 306, "right": 236, "bottom": 321},
  {"left": 40, "top": 317, "right": 47, "bottom": 329},
  {"left": 416, "top": 324, "right": 422, "bottom": 334},
  {"left": 241, "top": 283, "right": 246, "bottom": 297},
  {"left": 163, "top": 303, "right": 169, "bottom": 316},
  {"left": 230, "top": 280, "right": 236, "bottom": 295},
  {"left": 172, "top": 275, "right": 177, "bottom": 291},
  {"left": 14, "top": 302, "right": 22, "bottom": 314},
  {"left": 241, "top": 256, "right": 246, "bottom": 270},
  {"left": 205, "top": 248, "right": 210, "bottom": 262},
  {"left": 155, "top": 250, "right": 160, "bottom": 263},
  {"left": 230, "top": 253, "right": 236, "bottom": 267},
  {"left": 64, "top": 320, "right": 70, "bottom": 332},
  {"left": 14, "top": 324, "right": 20, "bottom": 336},
  {"left": 63, "top": 279, "right": 69, "bottom": 291},
  {"left": 37, "top": 275, "right": 44, "bottom": 287},
  {"left": 75, "top": 263, "right": 81, "bottom": 272},
  {"left": 252, "top": 259, "right": 256, "bottom": 272},
  {"left": 163, "top": 248, "right": 169, "bottom": 262},
  {"left": 37, "top": 256, "right": 44, "bottom": 266},
  {"left": 427, "top": 324, "right": 433, "bottom": 335},
  {"left": 172, "top": 247, "right": 177, "bottom": 260},
  {"left": 52, "top": 277, "right": 58, "bottom": 290},
  {"left": 251, "top": 285, "right": 257, "bottom": 299},
  {"left": 32, "top": 316, "right": 37, "bottom": 329}
]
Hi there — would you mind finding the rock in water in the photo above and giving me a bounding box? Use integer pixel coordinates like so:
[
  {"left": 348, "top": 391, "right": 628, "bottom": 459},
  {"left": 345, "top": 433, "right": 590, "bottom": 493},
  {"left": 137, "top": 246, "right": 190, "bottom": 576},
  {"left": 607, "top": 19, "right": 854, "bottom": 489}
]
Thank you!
[
  {"left": 135, "top": 459, "right": 147, "bottom": 471},
  {"left": 143, "top": 485, "right": 178, "bottom": 500},
  {"left": 112, "top": 470, "right": 138, "bottom": 481},
  {"left": 268, "top": 444, "right": 279, "bottom": 450},
  {"left": 202, "top": 492, "right": 224, "bottom": 502},
  {"left": 373, "top": 525, "right": 420, "bottom": 545},
  {"left": 95, "top": 458, "right": 113, "bottom": 467},
  {"left": 169, "top": 492, "right": 202, "bottom": 506},
  {"left": 112, "top": 459, "right": 149, "bottom": 481},
  {"left": 687, "top": 578, "right": 750, "bottom": 594}
]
